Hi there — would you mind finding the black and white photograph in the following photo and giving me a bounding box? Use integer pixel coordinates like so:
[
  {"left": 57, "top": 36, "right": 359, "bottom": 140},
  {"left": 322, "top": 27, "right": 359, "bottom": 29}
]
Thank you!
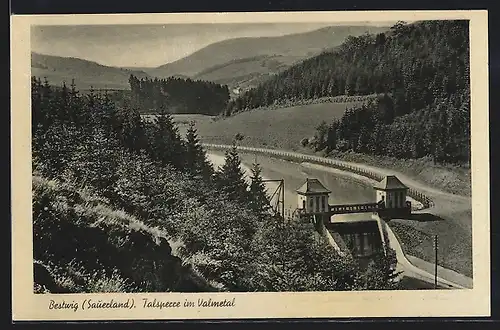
[{"left": 11, "top": 10, "right": 490, "bottom": 320}]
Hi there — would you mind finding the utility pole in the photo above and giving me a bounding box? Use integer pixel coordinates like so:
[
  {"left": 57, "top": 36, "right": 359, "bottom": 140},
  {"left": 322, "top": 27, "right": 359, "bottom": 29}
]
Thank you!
[
  {"left": 281, "top": 180, "right": 286, "bottom": 271},
  {"left": 434, "top": 234, "right": 438, "bottom": 289},
  {"left": 281, "top": 179, "right": 285, "bottom": 221}
]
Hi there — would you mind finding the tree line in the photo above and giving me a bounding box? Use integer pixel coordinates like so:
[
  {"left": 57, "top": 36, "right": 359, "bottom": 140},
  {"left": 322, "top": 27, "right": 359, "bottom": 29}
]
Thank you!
[
  {"left": 32, "top": 76, "right": 400, "bottom": 293},
  {"left": 227, "top": 20, "right": 470, "bottom": 165},
  {"left": 307, "top": 91, "right": 470, "bottom": 164},
  {"left": 124, "top": 74, "right": 230, "bottom": 115}
]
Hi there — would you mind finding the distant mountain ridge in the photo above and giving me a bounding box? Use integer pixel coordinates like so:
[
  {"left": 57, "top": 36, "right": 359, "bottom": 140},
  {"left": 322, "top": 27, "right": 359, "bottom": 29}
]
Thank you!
[
  {"left": 147, "top": 26, "right": 389, "bottom": 82},
  {"left": 31, "top": 25, "right": 389, "bottom": 91},
  {"left": 31, "top": 52, "right": 151, "bottom": 90}
]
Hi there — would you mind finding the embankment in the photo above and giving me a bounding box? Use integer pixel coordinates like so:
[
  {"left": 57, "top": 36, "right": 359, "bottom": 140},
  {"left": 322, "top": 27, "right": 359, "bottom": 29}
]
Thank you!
[
  {"left": 203, "top": 143, "right": 473, "bottom": 278},
  {"left": 203, "top": 144, "right": 435, "bottom": 210}
]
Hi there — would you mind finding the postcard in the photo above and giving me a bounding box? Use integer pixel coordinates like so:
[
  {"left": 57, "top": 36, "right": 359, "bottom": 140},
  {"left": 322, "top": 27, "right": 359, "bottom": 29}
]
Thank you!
[{"left": 11, "top": 10, "right": 490, "bottom": 321}]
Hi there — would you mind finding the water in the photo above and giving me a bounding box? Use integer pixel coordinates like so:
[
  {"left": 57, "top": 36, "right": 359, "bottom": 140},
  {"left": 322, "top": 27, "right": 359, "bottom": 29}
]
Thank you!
[
  {"left": 207, "top": 151, "right": 436, "bottom": 289},
  {"left": 207, "top": 152, "right": 376, "bottom": 221}
]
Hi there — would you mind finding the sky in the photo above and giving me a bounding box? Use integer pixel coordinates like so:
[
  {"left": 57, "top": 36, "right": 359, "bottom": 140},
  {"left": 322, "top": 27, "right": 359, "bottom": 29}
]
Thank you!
[{"left": 31, "top": 22, "right": 396, "bottom": 68}]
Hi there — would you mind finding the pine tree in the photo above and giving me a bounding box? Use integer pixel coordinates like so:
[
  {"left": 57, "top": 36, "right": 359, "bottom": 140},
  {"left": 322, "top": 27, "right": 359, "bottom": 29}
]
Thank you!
[
  {"left": 184, "top": 121, "right": 214, "bottom": 179},
  {"left": 121, "top": 107, "right": 147, "bottom": 152},
  {"left": 64, "top": 126, "right": 122, "bottom": 200},
  {"left": 31, "top": 77, "right": 44, "bottom": 146},
  {"left": 150, "top": 109, "right": 186, "bottom": 169},
  {"left": 51, "top": 81, "right": 70, "bottom": 124},
  {"left": 248, "top": 161, "right": 271, "bottom": 218},
  {"left": 312, "top": 121, "right": 329, "bottom": 151},
  {"left": 215, "top": 143, "right": 249, "bottom": 203},
  {"left": 67, "top": 79, "right": 86, "bottom": 129},
  {"left": 356, "top": 127, "right": 371, "bottom": 153},
  {"left": 358, "top": 248, "right": 401, "bottom": 290}
]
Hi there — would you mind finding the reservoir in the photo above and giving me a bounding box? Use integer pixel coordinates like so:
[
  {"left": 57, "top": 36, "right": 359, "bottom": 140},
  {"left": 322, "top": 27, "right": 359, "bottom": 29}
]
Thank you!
[
  {"left": 207, "top": 151, "right": 375, "bottom": 219},
  {"left": 207, "top": 151, "right": 452, "bottom": 290}
]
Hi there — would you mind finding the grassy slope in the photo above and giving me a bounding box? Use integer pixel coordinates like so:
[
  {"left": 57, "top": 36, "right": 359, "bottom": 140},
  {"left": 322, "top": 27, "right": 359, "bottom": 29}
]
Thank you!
[
  {"left": 389, "top": 215, "right": 472, "bottom": 278},
  {"left": 175, "top": 99, "right": 470, "bottom": 197},
  {"left": 193, "top": 54, "right": 298, "bottom": 93},
  {"left": 31, "top": 52, "right": 150, "bottom": 90},
  {"left": 32, "top": 175, "right": 216, "bottom": 293},
  {"left": 179, "top": 102, "right": 360, "bottom": 150}
]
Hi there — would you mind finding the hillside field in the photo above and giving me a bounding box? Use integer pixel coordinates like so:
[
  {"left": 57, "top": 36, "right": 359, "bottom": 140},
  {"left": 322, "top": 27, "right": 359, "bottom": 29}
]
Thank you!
[
  {"left": 172, "top": 102, "right": 360, "bottom": 150},
  {"left": 143, "top": 98, "right": 470, "bottom": 196},
  {"left": 150, "top": 100, "right": 470, "bottom": 198}
]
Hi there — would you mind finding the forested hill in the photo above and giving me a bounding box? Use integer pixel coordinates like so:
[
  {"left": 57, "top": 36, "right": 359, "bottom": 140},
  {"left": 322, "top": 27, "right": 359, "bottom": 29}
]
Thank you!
[
  {"left": 227, "top": 20, "right": 470, "bottom": 165},
  {"left": 228, "top": 20, "right": 469, "bottom": 112},
  {"left": 149, "top": 26, "right": 389, "bottom": 78},
  {"left": 31, "top": 77, "right": 400, "bottom": 293},
  {"left": 121, "top": 75, "right": 230, "bottom": 115}
]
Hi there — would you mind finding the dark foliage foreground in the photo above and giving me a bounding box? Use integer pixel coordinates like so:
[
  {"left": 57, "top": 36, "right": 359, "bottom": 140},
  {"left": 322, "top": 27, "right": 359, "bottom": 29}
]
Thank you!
[{"left": 32, "top": 78, "right": 400, "bottom": 293}]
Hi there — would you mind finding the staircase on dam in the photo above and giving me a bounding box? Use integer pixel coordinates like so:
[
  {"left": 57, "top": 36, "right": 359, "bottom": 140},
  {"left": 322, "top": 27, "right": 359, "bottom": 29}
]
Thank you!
[
  {"left": 326, "top": 220, "right": 385, "bottom": 260},
  {"left": 295, "top": 176, "right": 408, "bottom": 262},
  {"left": 326, "top": 228, "right": 352, "bottom": 257}
]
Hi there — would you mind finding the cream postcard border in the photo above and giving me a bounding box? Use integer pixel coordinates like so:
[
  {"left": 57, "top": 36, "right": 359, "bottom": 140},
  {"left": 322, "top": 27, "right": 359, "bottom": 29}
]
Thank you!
[{"left": 11, "top": 10, "right": 490, "bottom": 321}]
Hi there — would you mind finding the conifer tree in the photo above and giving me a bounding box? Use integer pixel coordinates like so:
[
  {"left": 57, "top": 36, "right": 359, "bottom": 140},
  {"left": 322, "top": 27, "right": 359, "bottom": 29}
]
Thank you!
[
  {"left": 123, "top": 107, "right": 147, "bottom": 152},
  {"left": 111, "top": 98, "right": 146, "bottom": 153},
  {"left": 248, "top": 161, "right": 271, "bottom": 218},
  {"left": 49, "top": 81, "right": 70, "bottom": 124},
  {"left": 357, "top": 248, "right": 401, "bottom": 290},
  {"left": 150, "top": 109, "right": 186, "bottom": 169},
  {"left": 64, "top": 126, "right": 121, "bottom": 200},
  {"left": 215, "top": 143, "right": 249, "bottom": 203},
  {"left": 184, "top": 120, "right": 213, "bottom": 179},
  {"left": 67, "top": 79, "right": 86, "bottom": 129}
]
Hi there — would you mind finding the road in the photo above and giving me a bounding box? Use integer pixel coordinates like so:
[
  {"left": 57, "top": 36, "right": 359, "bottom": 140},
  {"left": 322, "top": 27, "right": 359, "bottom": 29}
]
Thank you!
[
  {"left": 300, "top": 162, "right": 473, "bottom": 289},
  {"left": 377, "top": 216, "right": 471, "bottom": 289},
  {"left": 205, "top": 145, "right": 473, "bottom": 290}
]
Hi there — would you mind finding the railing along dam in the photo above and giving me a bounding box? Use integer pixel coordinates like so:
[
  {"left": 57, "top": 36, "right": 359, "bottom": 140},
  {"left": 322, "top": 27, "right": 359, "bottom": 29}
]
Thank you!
[{"left": 202, "top": 143, "right": 434, "bottom": 210}]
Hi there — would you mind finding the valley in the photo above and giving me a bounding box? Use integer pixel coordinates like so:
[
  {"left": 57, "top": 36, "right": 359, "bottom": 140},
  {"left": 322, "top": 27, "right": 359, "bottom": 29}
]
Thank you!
[{"left": 28, "top": 19, "right": 476, "bottom": 295}]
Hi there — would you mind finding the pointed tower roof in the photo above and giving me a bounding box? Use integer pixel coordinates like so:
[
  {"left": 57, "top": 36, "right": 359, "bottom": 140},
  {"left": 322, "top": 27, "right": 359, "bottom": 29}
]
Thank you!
[
  {"left": 296, "top": 178, "right": 331, "bottom": 195},
  {"left": 373, "top": 175, "right": 408, "bottom": 190}
]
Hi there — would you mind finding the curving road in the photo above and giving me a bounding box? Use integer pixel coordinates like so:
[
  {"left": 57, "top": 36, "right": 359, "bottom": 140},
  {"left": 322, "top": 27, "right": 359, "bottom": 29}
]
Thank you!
[
  {"left": 205, "top": 144, "right": 473, "bottom": 290},
  {"left": 376, "top": 216, "right": 470, "bottom": 289},
  {"left": 300, "top": 161, "right": 473, "bottom": 289}
]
